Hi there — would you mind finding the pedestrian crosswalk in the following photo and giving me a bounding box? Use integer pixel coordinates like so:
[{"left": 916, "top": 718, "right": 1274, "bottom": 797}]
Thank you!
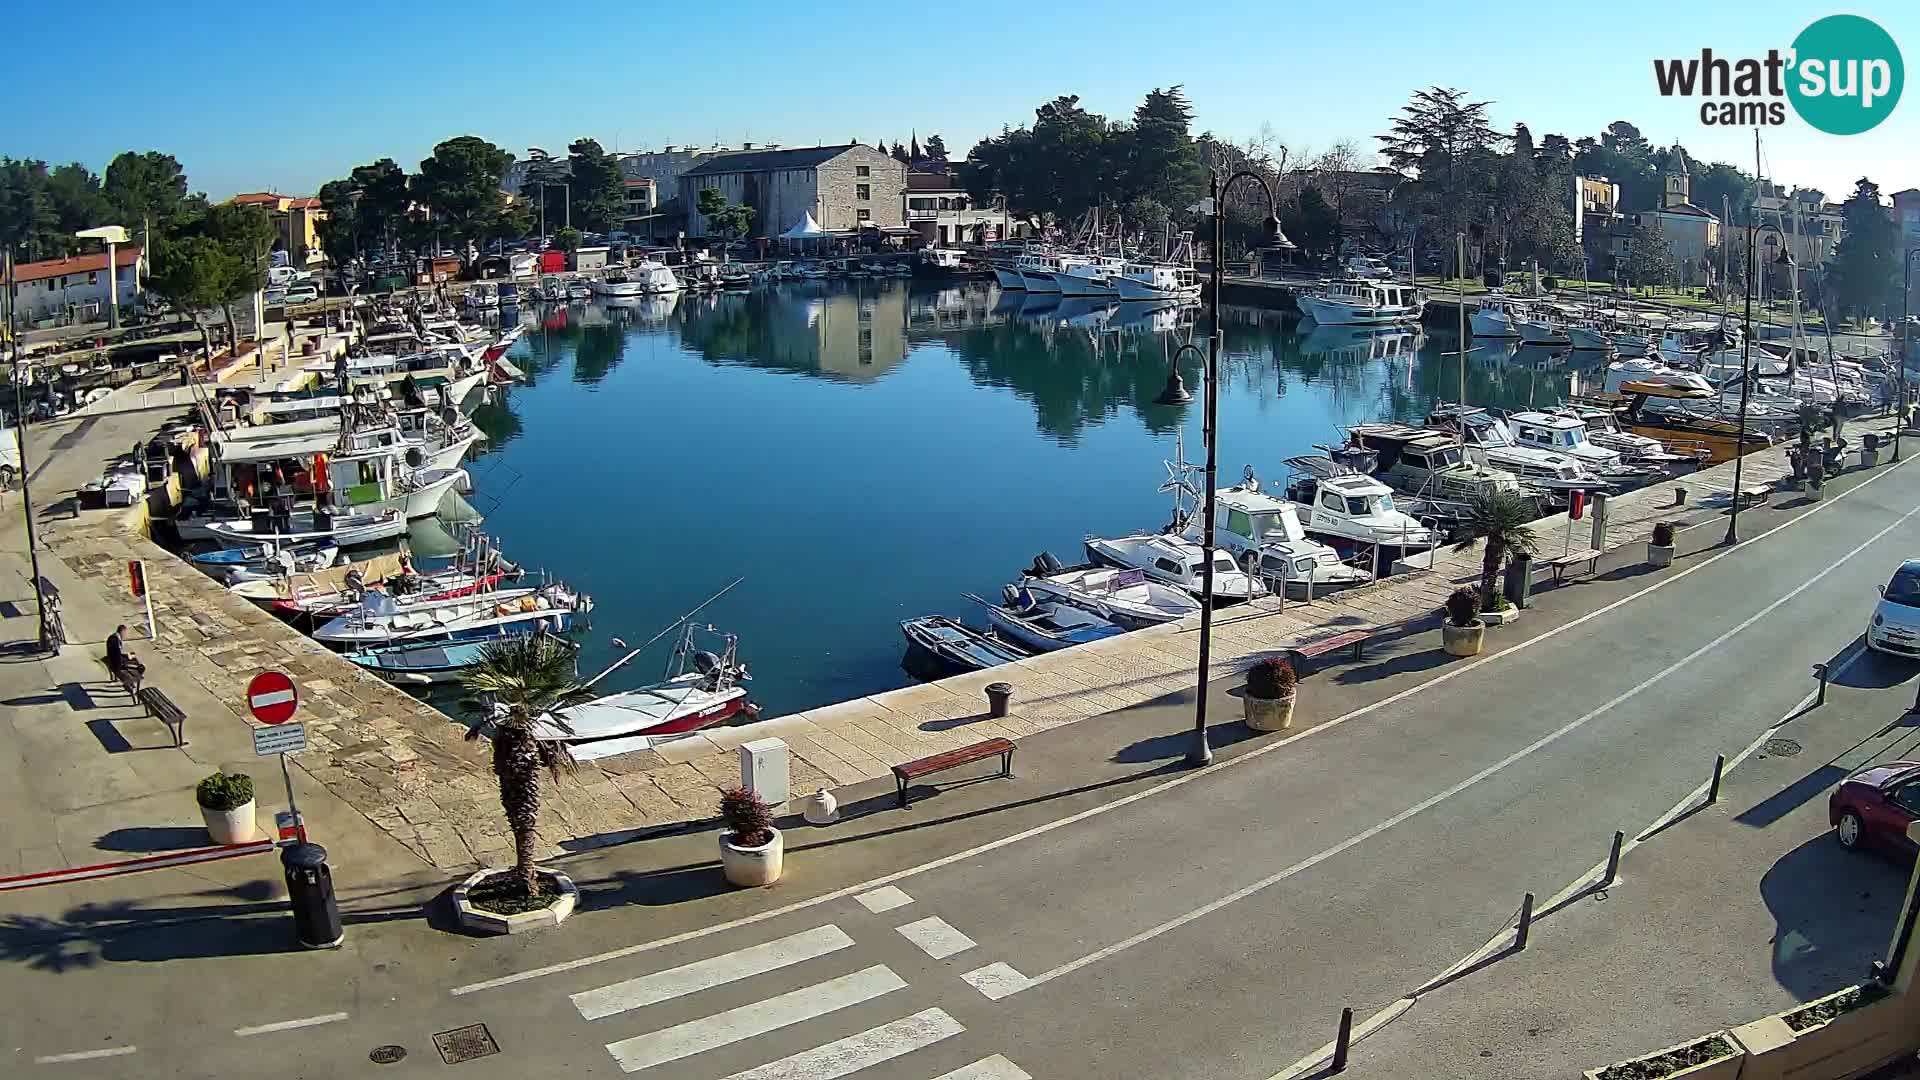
[{"left": 566, "top": 906, "right": 1032, "bottom": 1078}]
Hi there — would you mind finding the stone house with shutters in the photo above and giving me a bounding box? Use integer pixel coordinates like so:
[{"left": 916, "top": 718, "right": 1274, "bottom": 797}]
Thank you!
[{"left": 677, "top": 144, "right": 906, "bottom": 239}]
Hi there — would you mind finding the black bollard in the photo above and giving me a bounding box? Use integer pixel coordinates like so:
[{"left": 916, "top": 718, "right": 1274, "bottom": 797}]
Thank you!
[{"left": 282, "top": 843, "right": 344, "bottom": 949}]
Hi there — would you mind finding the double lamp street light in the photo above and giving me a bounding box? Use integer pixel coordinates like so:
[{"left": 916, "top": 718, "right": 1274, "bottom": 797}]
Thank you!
[{"left": 1154, "top": 169, "right": 1287, "bottom": 768}]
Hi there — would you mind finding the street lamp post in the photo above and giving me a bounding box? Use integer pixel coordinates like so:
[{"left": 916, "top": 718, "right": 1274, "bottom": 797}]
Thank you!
[
  {"left": 1899, "top": 248, "right": 1919, "bottom": 463},
  {"left": 1154, "top": 169, "right": 1286, "bottom": 767},
  {"left": 1725, "top": 217, "right": 1761, "bottom": 545},
  {"left": 3, "top": 250, "right": 50, "bottom": 651}
]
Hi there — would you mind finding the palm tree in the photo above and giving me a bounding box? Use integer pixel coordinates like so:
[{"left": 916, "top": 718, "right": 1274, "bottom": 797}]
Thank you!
[
  {"left": 459, "top": 635, "right": 593, "bottom": 898},
  {"left": 1451, "top": 489, "right": 1542, "bottom": 608}
]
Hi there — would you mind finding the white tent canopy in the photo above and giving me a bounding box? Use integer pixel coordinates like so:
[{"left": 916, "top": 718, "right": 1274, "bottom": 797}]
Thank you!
[{"left": 781, "top": 213, "right": 826, "bottom": 239}]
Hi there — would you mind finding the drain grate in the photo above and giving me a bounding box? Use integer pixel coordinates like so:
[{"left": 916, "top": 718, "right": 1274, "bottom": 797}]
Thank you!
[
  {"left": 434, "top": 1024, "right": 500, "bottom": 1065},
  {"left": 1762, "top": 738, "right": 1804, "bottom": 758},
  {"left": 369, "top": 1045, "right": 407, "bottom": 1065}
]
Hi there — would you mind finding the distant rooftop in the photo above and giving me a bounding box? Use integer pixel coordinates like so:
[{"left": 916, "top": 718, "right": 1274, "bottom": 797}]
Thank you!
[
  {"left": 682, "top": 144, "right": 858, "bottom": 178},
  {"left": 2, "top": 246, "right": 143, "bottom": 285}
]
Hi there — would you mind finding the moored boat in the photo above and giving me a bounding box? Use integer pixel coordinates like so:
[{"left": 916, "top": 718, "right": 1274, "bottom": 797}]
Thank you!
[
  {"left": 967, "top": 589, "right": 1126, "bottom": 652},
  {"left": 900, "top": 616, "right": 1030, "bottom": 673},
  {"left": 1017, "top": 553, "right": 1202, "bottom": 629}
]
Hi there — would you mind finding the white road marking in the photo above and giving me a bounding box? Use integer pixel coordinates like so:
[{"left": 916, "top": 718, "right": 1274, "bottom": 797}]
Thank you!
[
  {"left": 895, "top": 915, "right": 976, "bottom": 960},
  {"left": 450, "top": 455, "right": 1913, "bottom": 998},
  {"left": 603, "top": 964, "right": 905, "bottom": 1073},
  {"left": 34, "top": 1046, "right": 137, "bottom": 1063},
  {"left": 233, "top": 1012, "right": 350, "bottom": 1037},
  {"left": 572, "top": 925, "right": 854, "bottom": 1021},
  {"left": 933, "top": 1056, "right": 1035, "bottom": 1080},
  {"left": 853, "top": 885, "right": 913, "bottom": 913},
  {"left": 960, "top": 962, "right": 1031, "bottom": 1000},
  {"left": 1016, "top": 495, "right": 1920, "bottom": 996},
  {"left": 715, "top": 1007, "right": 962, "bottom": 1080}
]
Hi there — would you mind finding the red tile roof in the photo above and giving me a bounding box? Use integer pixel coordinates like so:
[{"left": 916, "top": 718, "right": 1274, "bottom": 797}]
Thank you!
[
  {"left": 230, "top": 192, "right": 285, "bottom": 205},
  {"left": 286, "top": 196, "right": 322, "bottom": 211},
  {"left": 3, "top": 247, "right": 143, "bottom": 285}
]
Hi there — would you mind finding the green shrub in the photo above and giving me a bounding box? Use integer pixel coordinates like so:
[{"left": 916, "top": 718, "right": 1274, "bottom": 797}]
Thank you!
[
  {"left": 1651, "top": 521, "right": 1675, "bottom": 547},
  {"left": 196, "top": 771, "right": 254, "bottom": 811},
  {"left": 1444, "top": 587, "right": 1481, "bottom": 628},
  {"left": 1247, "top": 657, "right": 1296, "bottom": 699},
  {"left": 719, "top": 787, "right": 774, "bottom": 845}
]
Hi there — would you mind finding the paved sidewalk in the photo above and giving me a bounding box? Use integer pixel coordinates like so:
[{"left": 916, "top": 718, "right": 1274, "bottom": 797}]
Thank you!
[{"left": 1340, "top": 648, "right": 1920, "bottom": 1079}]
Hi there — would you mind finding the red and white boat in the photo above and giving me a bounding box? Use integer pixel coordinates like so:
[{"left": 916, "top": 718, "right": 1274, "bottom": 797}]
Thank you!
[
  {"left": 480, "top": 323, "right": 526, "bottom": 362},
  {"left": 539, "top": 626, "right": 754, "bottom": 761},
  {"left": 234, "top": 566, "right": 514, "bottom": 620}
]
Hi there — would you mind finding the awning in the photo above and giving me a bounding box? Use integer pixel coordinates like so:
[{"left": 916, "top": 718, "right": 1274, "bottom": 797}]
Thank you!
[{"left": 780, "top": 213, "right": 827, "bottom": 239}]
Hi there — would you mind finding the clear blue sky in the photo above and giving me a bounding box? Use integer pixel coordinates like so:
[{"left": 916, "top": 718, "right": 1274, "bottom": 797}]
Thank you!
[{"left": 11, "top": 0, "right": 1916, "bottom": 201}]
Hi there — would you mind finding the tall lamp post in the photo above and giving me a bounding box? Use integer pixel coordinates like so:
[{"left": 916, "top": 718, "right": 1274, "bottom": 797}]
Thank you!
[
  {"left": 1724, "top": 215, "right": 1760, "bottom": 545},
  {"left": 1154, "top": 169, "right": 1286, "bottom": 767},
  {"left": 1899, "top": 248, "right": 1919, "bottom": 463},
  {"left": 3, "top": 251, "right": 50, "bottom": 651}
]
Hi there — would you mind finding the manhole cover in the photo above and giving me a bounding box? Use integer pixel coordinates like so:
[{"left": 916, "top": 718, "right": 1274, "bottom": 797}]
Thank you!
[
  {"left": 434, "top": 1023, "right": 500, "bottom": 1065},
  {"left": 369, "top": 1045, "right": 407, "bottom": 1065},
  {"left": 1763, "top": 738, "right": 1804, "bottom": 757}
]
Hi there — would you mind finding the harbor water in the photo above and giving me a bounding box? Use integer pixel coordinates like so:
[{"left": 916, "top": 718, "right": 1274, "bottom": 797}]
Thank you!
[{"left": 465, "top": 282, "right": 1581, "bottom": 717}]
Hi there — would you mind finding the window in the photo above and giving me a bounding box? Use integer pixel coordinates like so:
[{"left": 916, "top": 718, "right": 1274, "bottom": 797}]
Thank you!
[
  {"left": 1321, "top": 492, "right": 1344, "bottom": 513},
  {"left": 856, "top": 165, "right": 870, "bottom": 177},
  {"left": 1225, "top": 508, "right": 1254, "bottom": 538},
  {"left": 1886, "top": 569, "right": 1920, "bottom": 608},
  {"left": 1154, "top": 558, "right": 1184, "bottom": 575},
  {"left": 856, "top": 184, "right": 870, "bottom": 200},
  {"left": 1345, "top": 496, "right": 1371, "bottom": 516},
  {"left": 857, "top": 209, "right": 872, "bottom": 222},
  {"left": 1891, "top": 782, "right": 1920, "bottom": 815}
]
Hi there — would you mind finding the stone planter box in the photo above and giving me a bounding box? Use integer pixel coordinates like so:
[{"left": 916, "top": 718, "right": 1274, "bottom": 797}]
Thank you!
[
  {"left": 721, "top": 827, "right": 784, "bottom": 887},
  {"left": 1647, "top": 543, "right": 1675, "bottom": 569},
  {"left": 1442, "top": 621, "right": 1485, "bottom": 657},
  {"left": 1729, "top": 984, "right": 1909, "bottom": 1080},
  {"left": 452, "top": 867, "right": 579, "bottom": 934},
  {"left": 1481, "top": 607, "right": 1518, "bottom": 627},
  {"left": 1582, "top": 1031, "right": 1741, "bottom": 1080},
  {"left": 1243, "top": 692, "right": 1296, "bottom": 732},
  {"left": 201, "top": 799, "right": 258, "bottom": 845}
]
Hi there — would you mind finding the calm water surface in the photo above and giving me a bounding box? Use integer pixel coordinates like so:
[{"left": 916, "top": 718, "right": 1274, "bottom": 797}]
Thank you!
[{"left": 465, "top": 283, "right": 1583, "bottom": 717}]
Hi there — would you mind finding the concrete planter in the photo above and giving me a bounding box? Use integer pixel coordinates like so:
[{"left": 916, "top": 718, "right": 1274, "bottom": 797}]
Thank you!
[
  {"left": 721, "top": 827, "right": 784, "bottom": 887},
  {"left": 1442, "top": 621, "right": 1485, "bottom": 657},
  {"left": 1862, "top": 448, "right": 1880, "bottom": 468},
  {"left": 200, "top": 799, "right": 258, "bottom": 845},
  {"left": 1807, "top": 483, "right": 1825, "bottom": 502},
  {"left": 451, "top": 867, "right": 578, "bottom": 934},
  {"left": 1481, "top": 606, "right": 1518, "bottom": 627},
  {"left": 1730, "top": 985, "right": 1907, "bottom": 1080},
  {"left": 1582, "top": 1032, "right": 1740, "bottom": 1080},
  {"left": 1242, "top": 692, "right": 1296, "bottom": 732},
  {"left": 1647, "top": 543, "right": 1675, "bottom": 569}
]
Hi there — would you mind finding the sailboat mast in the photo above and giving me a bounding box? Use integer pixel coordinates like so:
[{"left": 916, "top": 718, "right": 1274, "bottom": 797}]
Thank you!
[{"left": 1456, "top": 232, "right": 1468, "bottom": 450}]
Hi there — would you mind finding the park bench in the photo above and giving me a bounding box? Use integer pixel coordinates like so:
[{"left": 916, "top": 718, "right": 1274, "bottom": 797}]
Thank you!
[
  {"left": 1539, "top": 548, "right": 1602, "bottom": 585},
  {"left": 1286, "top": 629, "right": 1375, "bottom": 674},
  {"left": 1733, "top": 483, "right": 1771, "bottom": 509},
  {"left": 99, "top": 653, "right": 142, "bottom": 696},
  {"left": 893, "top": 737, "right": 1015, "bottom": 808},
  {"left": 134, "top": 687, "right": 186, "bottom": 748}
]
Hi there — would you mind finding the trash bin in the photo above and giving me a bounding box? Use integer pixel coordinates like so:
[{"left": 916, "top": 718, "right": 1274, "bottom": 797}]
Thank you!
[
  {"left": 985, "top": 682, "right": 1014, "bottom": 719},
  {"left": 1504, "top": 553, "right": 1535, "bottom": 610},
  {"left": 281, "top": 843, "right": 344, "bottom": 949}
]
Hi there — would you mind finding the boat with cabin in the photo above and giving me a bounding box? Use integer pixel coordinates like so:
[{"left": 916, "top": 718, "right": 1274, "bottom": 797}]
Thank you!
[
  {"left": 1113, "top": 261, "right": 1201, "bottom": 303},
  {"left": 1426, "top": 404, "right": 1602, "bottom": 495},
  {"left": 1343, "top": 424, "right": 1532, "bottom": 503},
  {"left": 1057, "top": 255, "right": 1127, "bottom": 299},
  {"left": 1083, "top": 532, "right": 1266, "bottom": 603},
  {"left": 1018, "top": 553, "right": 1201, "bottom": 629},
  {"left": 1469, "top": 297, "right": 1526, "bottom": 338},
  {"left": 1200, "top": 479, "right": 1375, "bottom": 594},
  {"left": 1279, "top": 456, "right": 1441, "bottom": 557},
  {"left": 1295, "top": 279, "right": 1425, "bottom": 325}
]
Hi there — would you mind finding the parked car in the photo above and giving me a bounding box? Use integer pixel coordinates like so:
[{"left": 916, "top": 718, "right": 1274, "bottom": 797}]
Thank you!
[
  {"left": 1867, "top": 560, "right": 1920, "bottom": 657},
  {"left": 1830, "top": 761, "right": 1920, "bottom": 851},
  {"left": 282, "top": 284, "right": 320, "bottom": 305}
]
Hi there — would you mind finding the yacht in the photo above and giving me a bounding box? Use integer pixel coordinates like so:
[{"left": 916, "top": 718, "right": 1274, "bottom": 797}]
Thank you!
[
  {"left": 1083, "top": 532, "right": 1266, "bottom": 603},
  {"left": 1507, "top": 410, "right": 1666, "bottom": 486},
  {"left": 1017, "top": 553, "right": 1202, "bottom": 629},
  {"left": 1295, "top": 279, "right": 1424, "bottom": 325},
  {"left": 1279, "top": 456, "right": 1440, "bottom": 557},
  {"left": 1056, "top": 255, "right": 1127, "bottom": 299},
  {"left": 1198, "top": 482, "right": 1375, "bottom": 595},
  {"left": 1469, "top": 297, "right": 1526, "bottom": 338},
  {"left": 1426, "top": 404, "right": 1600, "bottom": 494},
  {"left": 1114, "top": 261, "right": 1201, "bottom": 302},
  {"left": 1549, "top": 404, "right": 1698, "bottom": 466},
  {"left": 1344, "top": 423, "right": 1532, "bottom": 504}
]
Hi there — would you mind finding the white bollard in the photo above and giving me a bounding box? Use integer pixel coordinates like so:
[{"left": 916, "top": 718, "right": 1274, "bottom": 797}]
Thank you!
[{"left": 740, "top": 738, "right": 790, "bottom": 811}]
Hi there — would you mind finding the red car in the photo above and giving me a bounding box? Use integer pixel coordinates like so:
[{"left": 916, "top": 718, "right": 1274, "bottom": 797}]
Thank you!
[{"left": 1830, "top": 762, "right": 1920, "bottom": 852}]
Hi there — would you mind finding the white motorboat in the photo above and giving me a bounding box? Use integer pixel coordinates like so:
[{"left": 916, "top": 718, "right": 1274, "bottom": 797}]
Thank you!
[
  {"left": 1549, "top": 405, "right": 1695, "bottom": 465},
  {"left": 1083, "top": 532, "right": 1266, "bottom": 603},
  {"left": 204, "top": 507, "right": 408, "bottom": 548},
  {"left": 314, "top": 581, "right": 590, "bottom": 648},
  {"left": 1019, "top": 253, "right": 1087, "bottom": 293},
  {"left": 1507, "top": 410, "right": 1665, "bottom": 486},
  {"left": 532, "top": 625, "right": 749, "bottom": 761},
  {"left": 1114, "top": 261, "right": 1201, "bottom": 303},
  {"left": 1280, "top": 455, "right": 1441, "bottom": 555},
  {"left": 1427, "top": 404, "right": 1601, "bottom": 494},
  {"left": 1516, "top": 307, "right": 1571, "bottom": 344},
  {"left": 1018, "top": 553, "right": 1201, "bottom": 629},
  {"left": 590, "top": 271, "right": 646, "bottom": 298},
  {"left": 1198, "top": 482, "right": 1374, "bottom": 595},
  {"left": 1566, "top": 317, "right": 1613, "bottom": 351},
  {"left": 213, "top": 545, "right": 340, "bottom": 585},
  {"left": 1296, "top": 279, "right": 1425, "bottom": 325},
  {"left": 1056, "top": 255, "right": 1126, "bottom": 299},
  {"left": 1344, "top": 424, "right": 1532, "bottom": 504},
  {"left": 566, "top": 279, "right": 592, "bottom": 300},
  {"left": 1604, "top": 358, "right": 1714, "bottom": 397},
  {"left": 464, "top": 282, "right": 499, "bottom": 309},
  {"left": 1469, "top": 297, "right": 1525, "bottom": 338}
]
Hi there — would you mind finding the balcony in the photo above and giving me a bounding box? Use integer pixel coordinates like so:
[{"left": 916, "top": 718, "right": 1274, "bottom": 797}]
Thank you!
[{"left": 905, "top": 209, "right": 940, "bottom": 222}]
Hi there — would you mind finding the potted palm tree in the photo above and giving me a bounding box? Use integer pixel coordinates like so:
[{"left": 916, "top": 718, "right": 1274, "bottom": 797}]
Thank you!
[
  {"left": 1452, "top": 489, "right": 1542, "bottom": 614},
  {"left": 1242, "top": 656, "right": 1297, "bottom": 732},
  {"left": 719, "top": 787, "right": 783, "bottom": 887},
  {"left": 1648, "top": 521, "right": 1676, "bottom": 568},
  {"left": 196, "top": 771, "right": 258, "bottom": 844},
  {"left": 451, "top": 634, "right": 590, "bottom": 933},
  {"left": 1442, "top": 587, "right": 1485, "bottom": 656}
]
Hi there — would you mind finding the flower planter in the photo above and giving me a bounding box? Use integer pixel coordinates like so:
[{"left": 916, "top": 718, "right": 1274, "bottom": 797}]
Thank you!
[
  {"left": 201, "top": 799, "right": 258, "bottom": 844},
  {"left": 1647, "top": 543, "right": 1675, "bottom": 569},
  {"left": 1481, "top": 606, "right": 1518, "bottom": 627},
  {"left": 1583, "top": 1032, "right": 1739, "bottom": 1080},
  {"left": 1442, "top": 621, "right": 1485, "bottom": 657},
  {"left": 1807, "top": 484, "right": 1825, "bottom": 502},
  {"left": 721, "top": 826, "right": 784, "bottom": 887},
  {"left": 451, "top": 867, "right": 578, "bottom": 934},
  {"left": 1243, "top": 692, "right": 1296, "bottom": 732},
  {"left": 1727, "top": 983, "right": 1906, "bottom": 1079}
]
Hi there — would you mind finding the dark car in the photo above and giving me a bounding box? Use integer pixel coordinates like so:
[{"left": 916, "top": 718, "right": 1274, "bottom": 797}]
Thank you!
[{"left": 1829, "top": 761, "right": 1920, "bottom": 851}]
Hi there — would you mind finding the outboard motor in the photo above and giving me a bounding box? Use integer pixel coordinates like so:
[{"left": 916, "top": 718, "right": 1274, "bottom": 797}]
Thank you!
[{"left": 1035, "top": 552, "right": 1066, "bottom": 576}]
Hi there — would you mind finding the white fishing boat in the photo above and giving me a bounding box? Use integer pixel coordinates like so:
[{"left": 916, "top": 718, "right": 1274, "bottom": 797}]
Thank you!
[
  {"left": 1198, "top": 481, "right": 1373, "bottom": 595},
  {"left": 1083, "top": 533, "right": 1266, "bottom": 603},
  {"left": 1056, "top": 255, "right": 1126, "bottom": 298},
  {"left": 1344, "top": 424, "right": 1532, "bottom": 503},
  {"left": 1549, "top": 405, "right": 1694, "bottom": 466},
  {"left": 1296, "top": 279, "right": 1425, "bottom": 325},
  {"left": 213, "top": 545, "right": 340, "bottom": 585},
  {"left": 1017, "top": 553, "right": 1202, "bottom": 629},
  {"left": 204, "top": 507, "right": 408, "bottom": 548},
  {"left": 1566, "top": 316, "right": 1613, "bottom": 351},
  {"left": 314, "top": 581, "right": 590, "bottom": 648},
  {"left": 1427, "top": 404, "right": 1601, "bottom": 494},
  {"left": 1279, "top": 456, "right": 1442, "bottom": 556},
  {"left": 1469, "top": 297, "right": 1525, "bottom": 338},
  {"left": 1516, "top": 307, "right": 1571, "bottom": 344},
  {"left": 1019, "top": 253, "right": 1086, "bottom": 293},
  {"left": 532, "top": 625, "right": 752, "bottom": 761},
  {"left": 1507, "top": 410, "right": 1665, "bottom": 486},
  {"left": 1114, "top": 261, "right": 1201, "bottom": 303}
]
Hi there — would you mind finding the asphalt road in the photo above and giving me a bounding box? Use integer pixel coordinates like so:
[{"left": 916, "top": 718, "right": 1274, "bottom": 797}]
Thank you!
[{"left": 6, "top": 452, "right": 1920, "bottom": 1079}]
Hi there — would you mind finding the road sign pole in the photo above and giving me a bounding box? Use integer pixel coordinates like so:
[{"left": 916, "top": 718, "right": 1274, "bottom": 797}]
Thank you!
[
  {"left": 143, "top": 584, "right": 156, "bottom": 641},
  {"left": 280, "top": 750, "right": 305, "bottom": 844}
]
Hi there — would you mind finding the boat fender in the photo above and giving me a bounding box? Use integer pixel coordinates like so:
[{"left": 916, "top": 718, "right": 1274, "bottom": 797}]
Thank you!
[{"left": 405, "top": 447, "right": 424, "bottom": 468}]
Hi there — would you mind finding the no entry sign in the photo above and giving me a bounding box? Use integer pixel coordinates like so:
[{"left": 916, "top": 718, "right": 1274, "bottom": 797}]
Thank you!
[{"left": 247, "top": 671, "right": 299, "bottom": 725}]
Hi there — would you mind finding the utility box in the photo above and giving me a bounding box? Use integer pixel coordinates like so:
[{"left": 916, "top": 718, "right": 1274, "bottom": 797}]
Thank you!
[
  {"left": 1589, "top": 491, "right": 1609, "bottom": 550},
  {"left": 740, "top": 738, "right": 790, "bottom": 810}
]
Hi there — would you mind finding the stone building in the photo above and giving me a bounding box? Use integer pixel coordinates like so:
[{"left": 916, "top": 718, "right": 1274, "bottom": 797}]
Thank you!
[{"left": 678, "top": 144, "right": 906, "bottom": 239}]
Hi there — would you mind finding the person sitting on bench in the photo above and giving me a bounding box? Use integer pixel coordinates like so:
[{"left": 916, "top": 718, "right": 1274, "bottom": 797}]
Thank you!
[{"left": 106, "top": 624, "right": 146, "bottom": 683}]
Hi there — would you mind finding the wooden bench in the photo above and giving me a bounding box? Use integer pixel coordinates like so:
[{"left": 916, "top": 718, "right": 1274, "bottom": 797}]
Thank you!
[
  {"left": 1287, "top": 629, "right": 1374, "bottom": 672},
  {"left": 99, "top": 653, "right": 142, "bottom": 696},
  {"left": 135, "top": 687, "right": 186, "bottom": 747},
  {"left": 1539, "top": 547, "right": 1602, "bottom": 584},
  {"left": 893, "top": 737, "right": 1015, "bottom": 808}
]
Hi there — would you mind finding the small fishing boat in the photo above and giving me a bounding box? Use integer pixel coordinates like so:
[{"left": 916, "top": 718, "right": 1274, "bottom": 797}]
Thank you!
[
  {"left": 204, "top": 507, "right": 408, "bottom": 548},
  {"left": 967, "top": 589, "right": 1126, "bottom": 653},
  {"left": 189, "top": 540, "right": 333, "bottom": 568},
  {"left": 345, "top": 634, "right": 572, "bottom": 686},
  {"left": 534, "top": 625, "right": 752, "bottom": 760},
  {"left": 1083, "top": 533, "right": 1266, "bottom": 603},
  {"left": 313, "top": 581, "right": 590, "bottom": 647},
  {"left": 1295, "top": 279, "right": 1424, "bottom": 326},
  {"left": 1016, "top": 553, "right": 1202, "bottom": 629},
  {"left": 214, "top": 545, "right": 341, "bottom": 585},
  {"left": 900, "top": 616, "right": 1030, "bottom": 673}
]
